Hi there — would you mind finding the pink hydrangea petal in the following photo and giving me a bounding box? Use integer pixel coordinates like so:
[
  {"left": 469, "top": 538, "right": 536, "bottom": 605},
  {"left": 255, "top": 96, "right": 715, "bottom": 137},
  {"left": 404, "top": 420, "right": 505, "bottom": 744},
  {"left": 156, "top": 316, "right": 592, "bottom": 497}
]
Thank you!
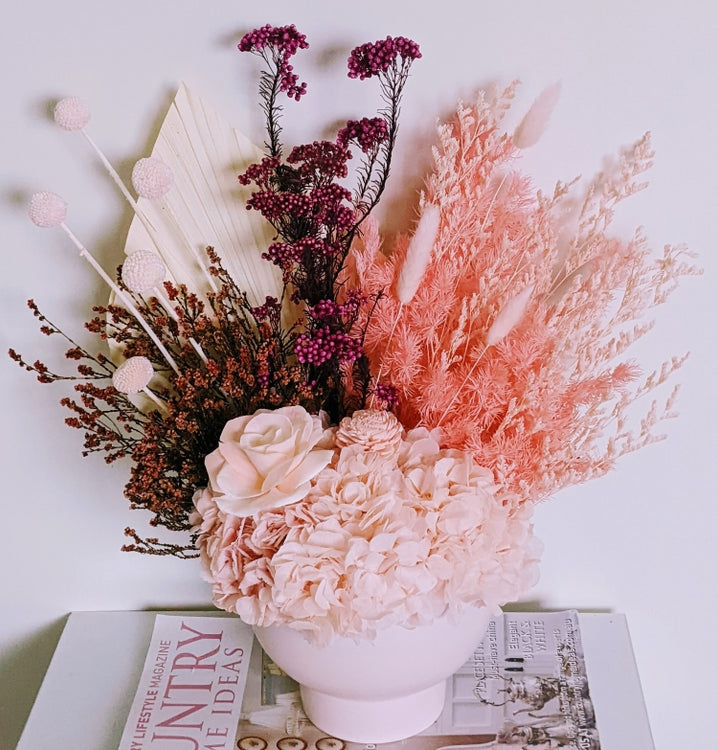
[{"left": 194, "top": 414, "right": 542, "bottom": 640}]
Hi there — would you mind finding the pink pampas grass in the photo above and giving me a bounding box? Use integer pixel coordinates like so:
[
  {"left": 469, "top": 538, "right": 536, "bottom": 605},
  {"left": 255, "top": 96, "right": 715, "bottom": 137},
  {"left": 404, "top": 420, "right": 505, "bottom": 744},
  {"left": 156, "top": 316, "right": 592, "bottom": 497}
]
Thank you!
[{"left": 350, "top": 84, "right": 699, "bottom": 506}]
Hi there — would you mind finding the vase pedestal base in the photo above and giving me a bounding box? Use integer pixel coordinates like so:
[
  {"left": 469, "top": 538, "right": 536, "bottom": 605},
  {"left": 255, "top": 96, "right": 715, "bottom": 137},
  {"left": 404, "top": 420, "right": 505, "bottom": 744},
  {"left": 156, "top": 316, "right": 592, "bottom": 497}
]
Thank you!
[
  {"left": 300, "top": 679, "right": 446, "bottom": 743},
  {"left": 254, "top": 608, "right": 492, "bottom": 744}
]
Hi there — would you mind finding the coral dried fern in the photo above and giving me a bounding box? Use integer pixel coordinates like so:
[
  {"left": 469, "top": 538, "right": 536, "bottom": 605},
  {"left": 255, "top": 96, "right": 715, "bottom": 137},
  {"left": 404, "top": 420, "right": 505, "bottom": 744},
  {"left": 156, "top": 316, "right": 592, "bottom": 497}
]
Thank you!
[{"left": 351, "top": 83, "right": 699, "bottom": 507}]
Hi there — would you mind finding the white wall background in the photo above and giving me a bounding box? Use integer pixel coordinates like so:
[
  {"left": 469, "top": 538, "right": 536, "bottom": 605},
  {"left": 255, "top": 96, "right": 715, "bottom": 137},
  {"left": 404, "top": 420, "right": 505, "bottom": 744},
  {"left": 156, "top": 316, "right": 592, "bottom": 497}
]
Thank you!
[{"left": 1, "top": 2, "right": 716, "bottom": 748}]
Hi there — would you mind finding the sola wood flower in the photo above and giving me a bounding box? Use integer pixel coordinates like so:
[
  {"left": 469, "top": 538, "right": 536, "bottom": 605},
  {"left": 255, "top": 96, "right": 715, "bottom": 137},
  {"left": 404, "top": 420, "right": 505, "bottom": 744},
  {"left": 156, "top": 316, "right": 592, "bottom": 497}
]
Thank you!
[
  {"left": 202, "top": 406, "right": 334, "bottom": 516},
  {"left": 335, "top": 408, "right": 403, "bottom": 457}
]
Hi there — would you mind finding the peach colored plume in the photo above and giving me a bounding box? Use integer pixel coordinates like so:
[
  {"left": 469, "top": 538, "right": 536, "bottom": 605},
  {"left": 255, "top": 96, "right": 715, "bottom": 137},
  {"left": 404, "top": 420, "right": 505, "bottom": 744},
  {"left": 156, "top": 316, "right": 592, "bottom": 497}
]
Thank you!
[{"left": 348, "top": 83, "right": 699, "bottom": 507}]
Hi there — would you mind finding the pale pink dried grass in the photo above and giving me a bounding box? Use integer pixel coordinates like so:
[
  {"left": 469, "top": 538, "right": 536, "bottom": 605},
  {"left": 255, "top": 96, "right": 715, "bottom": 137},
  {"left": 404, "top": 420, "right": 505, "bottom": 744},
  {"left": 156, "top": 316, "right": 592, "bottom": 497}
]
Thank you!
[{"left": 350, "top": 83, "right": 700, "bottom": 506}]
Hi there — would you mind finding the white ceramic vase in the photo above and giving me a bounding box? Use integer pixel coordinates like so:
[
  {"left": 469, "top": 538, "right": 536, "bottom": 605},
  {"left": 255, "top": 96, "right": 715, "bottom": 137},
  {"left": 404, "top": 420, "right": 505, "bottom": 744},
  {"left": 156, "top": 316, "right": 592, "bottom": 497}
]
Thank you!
[{"left": 253, "top": 606, "right": 492, "bottom": 743}]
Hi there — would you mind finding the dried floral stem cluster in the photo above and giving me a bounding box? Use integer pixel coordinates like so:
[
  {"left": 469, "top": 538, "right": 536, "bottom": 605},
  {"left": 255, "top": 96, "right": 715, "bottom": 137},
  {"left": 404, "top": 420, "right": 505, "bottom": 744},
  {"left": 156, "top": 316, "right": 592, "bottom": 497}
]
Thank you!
[
  {"left": 10, "top": 251, "right": 318, "bottom": 555},
  {"left": 352, "top": 83, "right": 699, "bottom": 506},
  {"left": 11, "top": 27, "right": 422, "bottom": 556},
  {"left": 238, "top": 28, "right": 421, "bottom": 422}
]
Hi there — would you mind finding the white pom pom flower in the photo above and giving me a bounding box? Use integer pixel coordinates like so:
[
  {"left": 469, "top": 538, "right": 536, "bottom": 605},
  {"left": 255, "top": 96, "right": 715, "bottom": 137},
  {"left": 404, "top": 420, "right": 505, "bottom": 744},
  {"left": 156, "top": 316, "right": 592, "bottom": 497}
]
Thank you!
[
  {"left": 28, "top": 191, "right": 67, "bottom": 228},
  {"left": 122, "top": 250, "right": 167, "bottom": 294},
  {"left": 112, "top": 356, "right": 155, "bottom": 394},
  {"left": 131, "top": 157, "right": 174, "bottom": 199},
  {"left": 53, "top": 96, "right": 91, "bottom": 131}
]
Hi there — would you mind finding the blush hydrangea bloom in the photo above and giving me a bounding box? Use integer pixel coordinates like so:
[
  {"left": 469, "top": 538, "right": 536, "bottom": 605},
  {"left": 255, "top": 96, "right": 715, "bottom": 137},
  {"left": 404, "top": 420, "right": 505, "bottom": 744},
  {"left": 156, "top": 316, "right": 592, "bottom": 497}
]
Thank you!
[{"left": 192, "top": 409, "right": 541, "bottom": 642}]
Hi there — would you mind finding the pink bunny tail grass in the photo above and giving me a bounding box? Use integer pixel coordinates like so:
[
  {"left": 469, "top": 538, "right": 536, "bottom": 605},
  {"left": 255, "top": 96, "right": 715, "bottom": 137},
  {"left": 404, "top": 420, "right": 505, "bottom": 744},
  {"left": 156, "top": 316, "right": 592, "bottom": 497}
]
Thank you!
[
  {"left": 486, "top": 285, "right": 533, "bottom": 346},
  {"left": 396, "top": 203, "right": 441, "bottom": 304},
  {"left": 513, "top": 82, "right": 561, "bottom": 149}
]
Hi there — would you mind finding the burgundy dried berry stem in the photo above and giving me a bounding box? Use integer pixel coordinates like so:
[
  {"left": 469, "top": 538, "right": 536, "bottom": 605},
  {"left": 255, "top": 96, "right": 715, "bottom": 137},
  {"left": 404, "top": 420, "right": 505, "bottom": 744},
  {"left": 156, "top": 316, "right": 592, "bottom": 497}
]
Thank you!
[
  {"left": 238, "top": 24, "right": 309, "bottom": 158},
  {"left": 345, "top": 36, "right": 422, "bottom": 230}
]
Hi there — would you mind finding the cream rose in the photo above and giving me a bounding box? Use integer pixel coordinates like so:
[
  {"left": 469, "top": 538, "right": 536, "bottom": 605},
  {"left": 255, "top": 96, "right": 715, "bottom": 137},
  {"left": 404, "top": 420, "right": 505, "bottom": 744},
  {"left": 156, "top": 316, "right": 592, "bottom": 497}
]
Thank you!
[
  {"left": 206, "top": 406, "right": 333, "bottom": 516},
  {"left": 335, "top": 409, "right": 403, "bottom": 457}
]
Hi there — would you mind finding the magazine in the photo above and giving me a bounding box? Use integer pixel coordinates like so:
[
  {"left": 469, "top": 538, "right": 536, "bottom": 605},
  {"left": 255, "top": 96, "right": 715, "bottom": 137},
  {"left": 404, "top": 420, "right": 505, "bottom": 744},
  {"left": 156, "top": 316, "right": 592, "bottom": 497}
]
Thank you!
[
  {"left": 238, "top": 611, "right": 600, "bottom": 750},
  {"left": 120, "top": 612, "right": 600, "bottom": 750},
  {"left": 117, "top": 615, "right": 255, "bottom": 750}
]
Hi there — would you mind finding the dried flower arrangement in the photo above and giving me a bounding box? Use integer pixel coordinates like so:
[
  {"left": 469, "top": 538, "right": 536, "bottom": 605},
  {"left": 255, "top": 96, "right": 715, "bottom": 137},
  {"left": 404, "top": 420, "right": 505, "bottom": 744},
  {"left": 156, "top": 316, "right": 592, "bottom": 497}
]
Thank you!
[{"left": 10, "top": 24, "right": 698, "bottom": 640}]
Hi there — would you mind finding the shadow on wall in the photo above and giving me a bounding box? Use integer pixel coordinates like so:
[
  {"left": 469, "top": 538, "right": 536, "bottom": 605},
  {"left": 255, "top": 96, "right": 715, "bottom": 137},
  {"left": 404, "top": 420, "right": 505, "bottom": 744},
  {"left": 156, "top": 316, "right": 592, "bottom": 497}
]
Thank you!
[{"left": 0, "top": 616, "right": 68, "bottom": 750}]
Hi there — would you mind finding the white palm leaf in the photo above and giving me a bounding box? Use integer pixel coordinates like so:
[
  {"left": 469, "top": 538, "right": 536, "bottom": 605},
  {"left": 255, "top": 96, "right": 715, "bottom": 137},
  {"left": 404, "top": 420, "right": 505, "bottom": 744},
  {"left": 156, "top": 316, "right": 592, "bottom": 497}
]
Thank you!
[{"left": 123, "top": 82, "right": 281, "bottom": 305}]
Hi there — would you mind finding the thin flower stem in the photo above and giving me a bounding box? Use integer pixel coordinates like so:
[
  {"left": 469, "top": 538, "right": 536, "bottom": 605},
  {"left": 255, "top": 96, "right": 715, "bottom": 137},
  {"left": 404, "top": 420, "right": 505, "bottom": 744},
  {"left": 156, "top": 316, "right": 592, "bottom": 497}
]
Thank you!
[
  {"left": 435, "top": 344, "right": 489, "bottom": 428},
  {"left": 60, "top": 222, "right": 180, "bottom": 373},
  {"left": 151, "top": 285, "right": 208, "bottom": 363},
  {"left": 141, "top": 386, "right": 168, "bottom": 413},
  {"left": 441, "top": 175, "right": 518, "bottom": 354},
  {"left": 82, "top": 129, "right": 218, "bottom": 294},
  {"left": 370, "top": 303, "right": 403, "bottom": 408},
  {"left": 81, "top": 130, "right": 143, "bottom": 214},
  {"left": 480, "top": 173, "right": 508, "bottom": 232}
]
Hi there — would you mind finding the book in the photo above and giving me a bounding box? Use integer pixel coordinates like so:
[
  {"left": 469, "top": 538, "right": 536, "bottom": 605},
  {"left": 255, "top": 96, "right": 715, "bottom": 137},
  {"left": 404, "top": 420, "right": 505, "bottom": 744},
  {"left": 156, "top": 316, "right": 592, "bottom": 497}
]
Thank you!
[{"left": 15, "top": 610, "right": 654, "bottom": 750}]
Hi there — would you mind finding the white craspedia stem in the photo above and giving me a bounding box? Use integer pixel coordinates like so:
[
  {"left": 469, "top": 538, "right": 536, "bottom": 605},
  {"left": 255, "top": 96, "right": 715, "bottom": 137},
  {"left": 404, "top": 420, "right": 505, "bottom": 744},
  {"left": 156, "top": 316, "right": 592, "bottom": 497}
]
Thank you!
[
  {"left": 53, "top": 97, "right": 91, "bottom": 131},
  {"left": 132, "top": 157, "right": 174, "bottom": 199},
  {"left": 48, "top": 103, "right": 175, "bottom": 270},
  {"left": 119, "top": 249, "right": 208, "bottom": 363},
  {"left": 28, "top": 191, "right": 67, "bottom": 227},
  {"left": 132, "top": 155, "right": 214, "bottom": 293},
  {"left": 122, "top": 249, "right": 167, "bottom": 293},
  {"left": 112, "top": 356, "right": 154, "bottom": 394},
  {"left": 112, "top": 356, "right": 167, "bottom": 411},
  {"left": 29, "top": 206, "right": 180, "bottom": 374}
]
